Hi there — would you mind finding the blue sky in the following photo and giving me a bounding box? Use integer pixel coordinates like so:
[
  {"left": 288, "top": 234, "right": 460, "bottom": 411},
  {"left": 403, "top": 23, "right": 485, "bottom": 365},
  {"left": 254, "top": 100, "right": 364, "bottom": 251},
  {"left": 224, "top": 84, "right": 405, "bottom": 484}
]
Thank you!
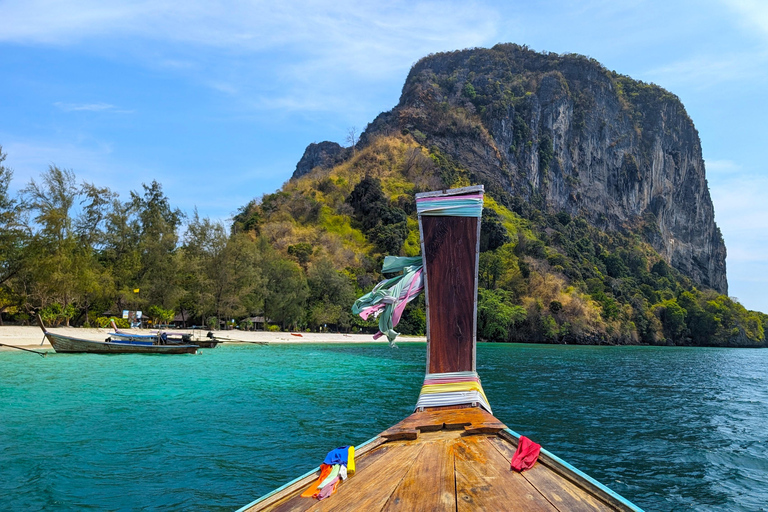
[{"left": 1, "top": 0, "right": 766, "bottom": 312}]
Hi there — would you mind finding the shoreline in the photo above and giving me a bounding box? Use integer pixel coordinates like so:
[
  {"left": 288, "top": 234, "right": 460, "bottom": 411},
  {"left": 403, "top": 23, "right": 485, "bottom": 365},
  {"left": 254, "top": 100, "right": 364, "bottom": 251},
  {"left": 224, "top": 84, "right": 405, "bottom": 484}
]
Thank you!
[{"left": 0, "top": 326, "right": 425, "bottom": 350}]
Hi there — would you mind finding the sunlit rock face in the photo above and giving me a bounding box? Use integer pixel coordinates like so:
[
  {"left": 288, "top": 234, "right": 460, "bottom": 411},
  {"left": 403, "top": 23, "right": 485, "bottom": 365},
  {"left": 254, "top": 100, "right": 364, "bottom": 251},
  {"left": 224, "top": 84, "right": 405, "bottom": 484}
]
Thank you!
[{"left": 359, "top": 44, "right": 726, "bottom": 293}]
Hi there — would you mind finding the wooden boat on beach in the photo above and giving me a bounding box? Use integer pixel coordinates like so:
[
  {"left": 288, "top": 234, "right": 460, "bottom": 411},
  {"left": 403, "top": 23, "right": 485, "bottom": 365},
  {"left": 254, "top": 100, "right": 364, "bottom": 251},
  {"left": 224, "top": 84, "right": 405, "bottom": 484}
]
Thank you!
[
  {"left": 39, "top": 316, "right": 199, "bottom": 354},
  {"left": 108, "top": 319, "right": 215, "bottom": 346},
  {"left": 238, "top": 186, "right": 642, "bottom": 512}
]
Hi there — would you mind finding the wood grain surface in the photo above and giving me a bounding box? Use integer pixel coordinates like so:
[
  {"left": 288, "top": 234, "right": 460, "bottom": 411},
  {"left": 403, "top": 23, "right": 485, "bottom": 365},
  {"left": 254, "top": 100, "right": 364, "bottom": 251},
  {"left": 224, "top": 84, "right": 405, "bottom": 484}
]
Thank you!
[{"left": 421, "top": 215, "right": 478, "bottom": 374}]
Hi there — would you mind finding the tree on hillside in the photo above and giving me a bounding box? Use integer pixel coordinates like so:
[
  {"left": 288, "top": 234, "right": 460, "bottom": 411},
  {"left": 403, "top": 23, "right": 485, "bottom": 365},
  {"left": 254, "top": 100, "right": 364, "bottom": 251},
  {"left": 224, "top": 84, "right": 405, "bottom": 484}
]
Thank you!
[
  {"left": 347, "top": 176, "right": 408, "bottom": 254},
  {"left": 307, "top": 257, "right": 356, "bottom": 331}
]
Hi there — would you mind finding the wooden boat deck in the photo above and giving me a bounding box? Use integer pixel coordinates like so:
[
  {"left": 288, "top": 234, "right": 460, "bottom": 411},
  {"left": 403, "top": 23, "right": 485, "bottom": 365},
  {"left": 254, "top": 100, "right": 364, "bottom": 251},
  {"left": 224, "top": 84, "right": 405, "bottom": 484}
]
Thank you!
[
  {"left": 238, "top": 186, "right": 640, "bottom": 512},
  {"left": 241, "top": 407, "right": 636, "bottom": 512}
]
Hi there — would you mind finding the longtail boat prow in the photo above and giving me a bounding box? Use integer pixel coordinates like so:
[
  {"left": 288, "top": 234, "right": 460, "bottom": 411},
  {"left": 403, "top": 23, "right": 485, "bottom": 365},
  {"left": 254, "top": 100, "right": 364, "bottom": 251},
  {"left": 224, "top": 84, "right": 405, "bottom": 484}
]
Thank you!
[{"left": 238, "top": 185, "right": 643, "bottom": 511}]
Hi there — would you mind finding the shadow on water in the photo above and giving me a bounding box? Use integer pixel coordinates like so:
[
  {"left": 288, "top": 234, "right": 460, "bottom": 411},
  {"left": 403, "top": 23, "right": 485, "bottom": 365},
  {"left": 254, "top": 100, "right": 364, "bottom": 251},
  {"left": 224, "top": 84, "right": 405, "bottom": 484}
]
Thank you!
[{"left": 1, "top": 343, "right": 767, "bottom": 511}]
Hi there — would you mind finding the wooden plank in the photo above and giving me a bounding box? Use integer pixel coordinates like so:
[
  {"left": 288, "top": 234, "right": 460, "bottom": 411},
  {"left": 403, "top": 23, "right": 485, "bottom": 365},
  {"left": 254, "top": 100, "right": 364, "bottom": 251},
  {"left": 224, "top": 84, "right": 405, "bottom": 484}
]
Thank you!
[
  {"left": 421, "top": 215, "right": 478, "bottom": 374},
  {"left": 454, "top": 436, "right": 556, "bottom": 512},
  {"left": 381, "top": 406, "right": 505, "bottom": 439},
  {"left": 254, "top": 438, "right": 387, "bottom": 512},
  {"left": 487, "top": 437, "right": 617, "bottom": 512},
  {"left": 381, "top": 438, "right": 456, "bottom": 511},
  {"left": 264, "top": 441, "right": 424, "bottom": 512},
  {"left": 311, "top": 441, "right": 426, "bottom": 512},
  {"left": 380, "top": 429, "right": 418, "bottom": 441}
]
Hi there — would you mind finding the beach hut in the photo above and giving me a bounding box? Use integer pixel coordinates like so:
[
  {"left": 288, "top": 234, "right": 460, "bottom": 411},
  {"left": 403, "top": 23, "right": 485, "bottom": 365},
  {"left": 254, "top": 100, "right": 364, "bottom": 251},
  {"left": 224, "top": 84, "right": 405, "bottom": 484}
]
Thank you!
[{"left": 238, "top": 185, "right": 642, "bottom": 511}]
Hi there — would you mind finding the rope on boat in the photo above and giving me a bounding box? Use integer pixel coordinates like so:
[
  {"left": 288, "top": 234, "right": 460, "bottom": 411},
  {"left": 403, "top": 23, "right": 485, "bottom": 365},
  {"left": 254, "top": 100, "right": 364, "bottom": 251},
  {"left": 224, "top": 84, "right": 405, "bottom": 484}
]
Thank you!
[
  {"left": 415, "top": 194, "right": 483, "bottom": 217},
  {"left": 414, "top": 371, "right": 492, "bottom": 413},
  {"left": 0, "top": 342, "right": 47, "bottom": 357}
]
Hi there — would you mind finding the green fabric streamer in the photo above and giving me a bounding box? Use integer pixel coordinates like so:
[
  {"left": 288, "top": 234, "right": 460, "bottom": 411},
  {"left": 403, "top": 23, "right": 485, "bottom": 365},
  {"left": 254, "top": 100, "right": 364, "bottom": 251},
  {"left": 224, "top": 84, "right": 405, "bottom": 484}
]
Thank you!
[{"left": 351, "top": 256, "right": 424, "bottom": 346}]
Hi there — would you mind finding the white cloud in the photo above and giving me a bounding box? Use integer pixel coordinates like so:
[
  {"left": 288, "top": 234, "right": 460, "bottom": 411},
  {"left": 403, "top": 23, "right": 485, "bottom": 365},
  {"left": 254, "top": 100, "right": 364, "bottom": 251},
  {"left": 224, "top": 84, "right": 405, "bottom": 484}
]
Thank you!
[
  {"left": 710, "top": 173, "right": 768, "bottom": 269},
  {"left": 644, "top": 51, "right": 768, "bottom": 89},
  {"left": 54, "top": 102, "right": 132, "bottom": 113},
  {"left": 0, "top": 1, "right": 499, "bottom": 112},
  {"left": 720, "top": 0, "right": 768, "bottom": 37},
  {"left": 705, "top": 158, "right": 742, "bottom": 174},
  {"left": 1, "top": 138, "right": 152, "bottom": 193},
  {"left": 710, "top": 170, "right": 768, "bottom": 311},
  {"left": 0, "top": 1, "right": 497, "bottom": 61}
]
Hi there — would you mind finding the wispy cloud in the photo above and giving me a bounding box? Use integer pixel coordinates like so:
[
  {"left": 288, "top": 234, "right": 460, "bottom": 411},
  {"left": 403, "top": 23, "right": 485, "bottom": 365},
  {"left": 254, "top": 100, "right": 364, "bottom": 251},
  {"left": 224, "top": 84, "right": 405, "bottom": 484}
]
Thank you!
[
  {"left": 720, "top": 0, "right": 768, "bottom": 37},
  {"left": 705, "top": 158, "right": 742, "bottom": 175},
  {"left": 644, "top": 51, "right": 768, "bottom": 89},
  {"left": 0, "top": 1, "right": 499, "bottom": 111},
  {"left": 1, "top": 137, "right": 147, "bottom": 192},
  {"left": 710, "top": 173, "right": 768, "bottom": 265},
  {"left": 0, "top": 1, "right": 497, "bottom": 58},
  {"left": 54, "top": 102, "right": 132, "bottom": 113}
]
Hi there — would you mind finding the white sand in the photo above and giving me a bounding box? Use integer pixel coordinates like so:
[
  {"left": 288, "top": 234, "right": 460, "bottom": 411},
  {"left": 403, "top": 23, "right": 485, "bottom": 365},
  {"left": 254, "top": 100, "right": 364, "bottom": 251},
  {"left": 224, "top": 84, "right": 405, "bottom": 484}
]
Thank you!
[{"left": 0, "top": 325, "right": 425, "bottom": 350}]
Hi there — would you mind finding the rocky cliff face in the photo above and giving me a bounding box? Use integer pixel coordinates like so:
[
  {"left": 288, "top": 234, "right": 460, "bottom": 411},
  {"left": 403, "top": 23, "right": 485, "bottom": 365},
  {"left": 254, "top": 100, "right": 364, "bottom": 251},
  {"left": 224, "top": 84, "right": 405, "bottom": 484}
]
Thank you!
[
  {"left": 299, "top": 44, "right": 728, "bottom": 294},
  {"left": 292, "top": 141, "right": 348, "bottom": 180}
]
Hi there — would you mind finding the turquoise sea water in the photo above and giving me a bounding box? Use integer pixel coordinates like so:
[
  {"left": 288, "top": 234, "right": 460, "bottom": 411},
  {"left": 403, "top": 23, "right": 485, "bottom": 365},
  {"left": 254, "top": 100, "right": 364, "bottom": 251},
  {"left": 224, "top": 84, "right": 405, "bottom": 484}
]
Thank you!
[{"left": 1, "top": 343, "right": 767, "bottom": 511}]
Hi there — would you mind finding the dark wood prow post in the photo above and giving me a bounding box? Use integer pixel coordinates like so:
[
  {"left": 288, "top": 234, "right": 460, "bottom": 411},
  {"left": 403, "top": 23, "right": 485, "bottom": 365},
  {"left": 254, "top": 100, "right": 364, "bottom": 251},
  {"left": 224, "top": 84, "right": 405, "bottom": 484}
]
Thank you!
[
  {"left": 417, "top": 185, "right": 483, "bottom": 375},
  {"left": 36, "top": 314, "right": 48, "bottom": 334}
]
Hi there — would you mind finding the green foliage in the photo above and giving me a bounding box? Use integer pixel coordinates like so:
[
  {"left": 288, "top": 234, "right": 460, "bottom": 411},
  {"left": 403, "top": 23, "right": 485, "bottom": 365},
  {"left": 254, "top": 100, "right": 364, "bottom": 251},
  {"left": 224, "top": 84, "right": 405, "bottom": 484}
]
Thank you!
[
  {"left": 0, "top": 145, "right": 27, "bottom": 293},
  {"left": 428, "top": 147, "right": 470, "bottom": 188},
  {"left": 232, "top": 199, "right": 261, "bottom": 234},
  {"left": 462, "top": 82, "right": 477, "bottom": 100},
  {"left": 480, "top": 209, "right": 510, "bottom": 252},
  {"left": 538, "top": 133, "right": 554, "bottom": 174},
  {"left": 287, "top": 243, "right": 314, "bottom": 266},
  {"left": 348, "top": 176, "right": 408, "bottom": 254},
  {"left": 147, "top": 304, "right": 174, "bottom": 325},
  {"left": 40, "top": 303, "right": 76, "bottom": 327},
  {"left": 511, "top": 114, "right": 530, "bottom": 155},
  {"left": 655, "top": 299, "right": 687, "bottom": 341},
  {"left": 306, "top": 258, "right": 356, "bottom": 330},
  {"left": 397, "top": 294, "right": 426, "bottom": 336},
  {"left": 262, "top": 244, "right": 309, "bottom": 330},
  {"left": 95, "top": 316, "right": 130, "bottom": 329},
  {"left": 131, "top": 181, "right": 184, "bottom": 311},
  {"left": 1, "top": 132, "right": 763, "bottom": 348},
  {"left": 477, "top": 288, "right": 526, "bottom": 341}
]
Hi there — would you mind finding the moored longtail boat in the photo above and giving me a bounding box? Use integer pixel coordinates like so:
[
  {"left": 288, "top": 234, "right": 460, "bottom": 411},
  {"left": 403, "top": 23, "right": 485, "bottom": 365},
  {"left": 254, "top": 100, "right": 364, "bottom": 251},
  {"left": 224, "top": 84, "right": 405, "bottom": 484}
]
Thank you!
[
  {"left": 108, "top": 319, "right": 210, "bottom": 346},
  {"left": 38, "top": 316, "right": 199, "bottom": 354},
  {"left": 238, "top": 186, "right": 642, "bottom": 511}
]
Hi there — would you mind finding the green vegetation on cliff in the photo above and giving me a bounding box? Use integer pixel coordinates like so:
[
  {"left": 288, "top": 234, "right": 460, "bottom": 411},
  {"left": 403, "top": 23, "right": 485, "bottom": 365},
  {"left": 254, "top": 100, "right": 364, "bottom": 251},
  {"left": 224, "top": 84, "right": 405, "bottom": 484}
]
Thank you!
[
  {"left": 254, "top": 134, "right": 764, "bottom": 346},
  {"left": 0, "top": 136, "right": 764, "bottom": 346}
]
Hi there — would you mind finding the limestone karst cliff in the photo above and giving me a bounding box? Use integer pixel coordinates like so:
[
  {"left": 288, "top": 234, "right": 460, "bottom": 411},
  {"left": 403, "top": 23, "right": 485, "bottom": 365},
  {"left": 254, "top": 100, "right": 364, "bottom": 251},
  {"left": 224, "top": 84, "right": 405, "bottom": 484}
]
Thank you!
[{"left": 343, "top": 44, "right": 726, "bottom": 294}]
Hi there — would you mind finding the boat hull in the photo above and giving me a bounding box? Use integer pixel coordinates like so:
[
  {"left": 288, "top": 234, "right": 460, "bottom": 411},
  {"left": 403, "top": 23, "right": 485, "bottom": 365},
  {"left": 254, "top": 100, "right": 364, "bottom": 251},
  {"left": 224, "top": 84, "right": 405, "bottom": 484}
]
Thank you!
[
  {"left": 46, "top": 332, "right": 198, "bottom": 354},
  {"left": 108, "top": 332, "right": 159, "bottom": 343},
  {"left": 238, "top": 407, "right": 642, "bottom": 511}
]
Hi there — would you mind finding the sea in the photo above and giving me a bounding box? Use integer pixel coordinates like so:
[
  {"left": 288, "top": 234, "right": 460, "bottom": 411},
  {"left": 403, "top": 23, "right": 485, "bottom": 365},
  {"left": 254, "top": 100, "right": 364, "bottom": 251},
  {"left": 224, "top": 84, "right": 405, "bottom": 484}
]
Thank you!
[{"left": 1, "top": 342, "right": 767, "bottom": 511}]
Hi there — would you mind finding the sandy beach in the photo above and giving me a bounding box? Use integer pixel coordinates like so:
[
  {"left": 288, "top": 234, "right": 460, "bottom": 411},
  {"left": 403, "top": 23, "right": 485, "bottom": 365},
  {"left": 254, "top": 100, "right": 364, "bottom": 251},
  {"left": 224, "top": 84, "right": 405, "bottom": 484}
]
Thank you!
[{"left": 0, "top": 325, "right": 425, "bottom": 350}]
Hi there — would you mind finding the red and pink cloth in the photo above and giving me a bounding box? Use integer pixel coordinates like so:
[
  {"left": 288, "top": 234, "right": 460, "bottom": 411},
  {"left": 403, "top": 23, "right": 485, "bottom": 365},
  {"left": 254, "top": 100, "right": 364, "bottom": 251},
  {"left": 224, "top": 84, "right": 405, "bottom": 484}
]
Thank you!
[{"left": 511, "top": 436, "right": 541, "bottom": 472}]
